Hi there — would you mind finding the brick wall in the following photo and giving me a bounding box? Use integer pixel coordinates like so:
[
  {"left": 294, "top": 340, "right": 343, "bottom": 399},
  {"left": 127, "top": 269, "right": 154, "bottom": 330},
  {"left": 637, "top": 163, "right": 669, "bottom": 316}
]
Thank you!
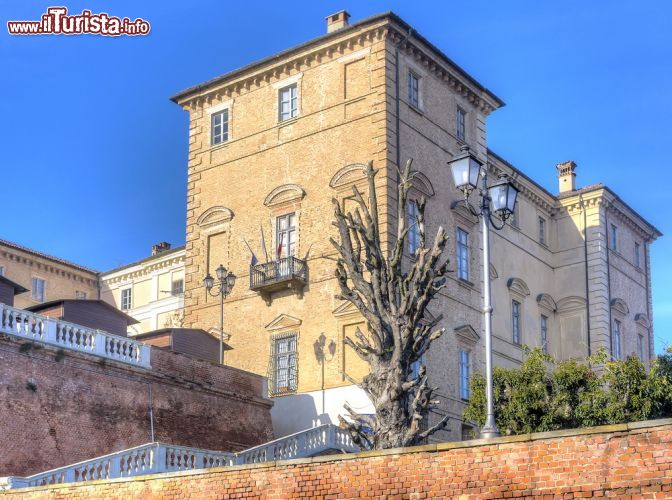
[
  {"left": 0, "top": 334, "right": 273, "bottom": 477},
  {"left": 3, "top": 420, "right": 671, "bottom": 498}
]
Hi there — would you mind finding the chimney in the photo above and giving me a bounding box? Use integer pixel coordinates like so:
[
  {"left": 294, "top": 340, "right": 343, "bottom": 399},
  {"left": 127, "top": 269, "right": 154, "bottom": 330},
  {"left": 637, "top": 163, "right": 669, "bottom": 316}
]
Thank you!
[
  {"left": 326, "top": 10, "right": 351, "bottom": 33},
  {"left": 152, "top": 242, "right": 171, "bottom": 256},
  {"left": 556, "top": 161, "right": 577, "bottom": 194}
]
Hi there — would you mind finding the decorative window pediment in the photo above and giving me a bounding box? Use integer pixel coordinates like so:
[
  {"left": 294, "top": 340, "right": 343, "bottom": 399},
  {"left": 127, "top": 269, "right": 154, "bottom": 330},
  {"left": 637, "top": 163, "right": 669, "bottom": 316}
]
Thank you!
[
  {"left": 611, "top": 298, "right": 630, "bottom": 316},
  {"left": 409, "top": 171, "right": 435, "bottom": 198},
  {"left": 197, "top": 206, "right": 234, "bottom": 229},
  {"left": 507, "top": 277, "right": 530, "bottom": 298},
  {"left": 556, "top": 296, "right": 587, "bottom": 313},
  {"left": 332, "top": 301, "right": 360, "bottom": 318},
  {"left": 634, "top": 313, "right": 651, "bottom": 329},
  {"left": 536, "top": 293, "right": 557, "bottom": 312},
  {"left": 265, "top": 314, "right": 302, "bottom": 332},
  {"left": 263, "top": 184, "right": 305, "bottom": 208},
  {"left": 455, "top": 324, "right": 480, "bottom": 344},
  {"left": 329, "top": 163, "right": 368, "bottom": 191},
  {"left": 450, "top": 200, "right": 478, "bottom": 226}
]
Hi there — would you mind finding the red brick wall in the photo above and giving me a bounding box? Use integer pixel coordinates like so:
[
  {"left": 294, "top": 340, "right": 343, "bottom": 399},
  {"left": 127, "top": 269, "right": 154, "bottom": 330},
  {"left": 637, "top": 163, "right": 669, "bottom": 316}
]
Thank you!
[
  {"left": 0, "top": 334, "right": 273, "bottom": 477},
  {"left": 3, "top": 420, "right": 671, "bottom": 499}
]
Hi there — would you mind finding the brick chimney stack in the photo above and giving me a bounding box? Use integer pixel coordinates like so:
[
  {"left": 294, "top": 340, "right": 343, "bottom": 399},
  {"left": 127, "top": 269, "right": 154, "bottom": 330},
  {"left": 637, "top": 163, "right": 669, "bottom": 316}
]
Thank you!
[
  {"left": 152, "top": 242, "right": 171, "bottom": 256},
  {"left": 556, "top": 161, "right": 577, "bottom": 194},
  {"left": 326, "top": 10, "right": 350, "bottom": 33}
]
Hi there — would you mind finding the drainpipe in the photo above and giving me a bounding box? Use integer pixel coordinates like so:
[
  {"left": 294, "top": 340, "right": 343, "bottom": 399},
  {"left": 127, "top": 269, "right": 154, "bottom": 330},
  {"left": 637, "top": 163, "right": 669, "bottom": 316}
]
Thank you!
[
  {"left": 644, "top": 237, "right": 653, "bottom": 360},
  {"left": 394, "top": 28, "right": 413, "bottom": 180},
  {"left": 581, "top": 194, "right": 591, "bottom": 357},
  {"left": 604, "top": 206, "right": 613, "bottom": 357}
]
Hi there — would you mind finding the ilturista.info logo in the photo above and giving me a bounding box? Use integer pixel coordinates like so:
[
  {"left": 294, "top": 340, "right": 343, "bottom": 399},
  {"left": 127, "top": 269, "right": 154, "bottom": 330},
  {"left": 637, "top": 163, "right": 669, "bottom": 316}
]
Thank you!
[{"left": 7, "top": 7, "right": 151, "bottom": 36}]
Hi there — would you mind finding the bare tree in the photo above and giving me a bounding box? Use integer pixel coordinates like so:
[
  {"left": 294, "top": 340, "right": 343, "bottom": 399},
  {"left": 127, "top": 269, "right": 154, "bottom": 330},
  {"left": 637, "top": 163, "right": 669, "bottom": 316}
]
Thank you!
[{"left": 331, "top": 159, "right": 450, "bottom": 450}]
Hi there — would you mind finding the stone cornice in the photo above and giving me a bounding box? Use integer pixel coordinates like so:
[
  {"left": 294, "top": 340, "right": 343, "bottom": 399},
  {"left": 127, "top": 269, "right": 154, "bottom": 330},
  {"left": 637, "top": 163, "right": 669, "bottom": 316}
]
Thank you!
[
  {"left": 387, "top": 26, "right": 500, "bottom": 115},
  {"left": 101, "top": 253, "right": 185, "bottom": 285},
  {"left": 0, "top": 248, "right": 97, "bottom": 286},
  {"left": 175, "top": 22, "right": 389, "bottom": 110},
  {"left": 487, "top": 162, "right": 555, "bottom": 214}
]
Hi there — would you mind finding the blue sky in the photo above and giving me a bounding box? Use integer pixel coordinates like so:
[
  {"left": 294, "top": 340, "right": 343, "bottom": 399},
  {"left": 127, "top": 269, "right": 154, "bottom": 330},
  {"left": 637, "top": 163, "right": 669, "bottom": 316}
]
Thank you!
[{"left": 1, "top": 1, "right": 670, "bottom": 352}]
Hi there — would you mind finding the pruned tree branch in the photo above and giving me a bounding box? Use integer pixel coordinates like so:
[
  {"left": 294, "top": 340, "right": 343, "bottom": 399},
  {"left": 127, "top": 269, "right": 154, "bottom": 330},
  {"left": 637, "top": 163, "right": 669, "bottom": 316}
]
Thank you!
[{"left": 333, "top": 158, "right": 451, "bottom": 449}]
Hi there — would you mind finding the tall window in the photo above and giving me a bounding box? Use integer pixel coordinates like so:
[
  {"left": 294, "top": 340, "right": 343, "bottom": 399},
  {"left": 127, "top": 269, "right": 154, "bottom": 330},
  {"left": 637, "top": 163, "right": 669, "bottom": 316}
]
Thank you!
[
  {"left": 0, "top": 266, "right": 4, "bottom": 276},
  {"left": 211, "top": 109, "right": 229, "bottom": 145},
  {"left": 456, "top": 106, "right": 466, "bottom": 141},
  {"left": 612, "top": 319, "right": 622, "bottom": 359},
  {"left": 171, "top": 279, "right": 184, "bottom": 296},
  {"left": 540, "top": 315, "right": 548, "bottom": 354},
  {"left": 512, "top": 300, "right": 521, "bottom": 344},
  {"left": 408, "top": 71, "right": 419, "bottom": 108},
  {"left": 271, "top": 334, "right": 298, "bottom": 395},
  {"left": 276, "top": 213, "right": 297, "bottom": 258},
  {"left": 610, "top": 224, "right": 618, "bottom": 250},
  {"left": 459, "top": 350, "right": 470, "bottom": 401},
  {"left": 637, "top": 333, "right": 644, "bottom": 360},
  {"left": 31, "top": 278, "right": 45, "bottom": 302},
  {"left": 538, "top": 217, "right": 546, "bottom": 245},
  {"left": 75, "top": 291, "right": 87, "bottom": 300},
  {"left": 634, "top": 242, "right": 641, "bottom": 268},
  {"left": 456, "top": 228, "right": 469, "bottom": 281},
  {"left": 407, "top": 200, "right": 420, "bottom": 255},
  {"left": 510, "top": 203, "right": 519, "bottom": 228},
  {"left": 278, "top": 83, "right": 298, "bottom": 121},
  {"left": 121, "top": 288, "right": 132, "bottom": 310}
]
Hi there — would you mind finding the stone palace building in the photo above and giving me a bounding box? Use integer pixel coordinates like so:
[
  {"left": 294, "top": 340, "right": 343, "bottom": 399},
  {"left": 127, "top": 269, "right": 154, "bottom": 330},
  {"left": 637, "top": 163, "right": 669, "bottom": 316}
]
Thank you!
[{"left": 170, "top": 10, "right": 661, "bottom": 440}]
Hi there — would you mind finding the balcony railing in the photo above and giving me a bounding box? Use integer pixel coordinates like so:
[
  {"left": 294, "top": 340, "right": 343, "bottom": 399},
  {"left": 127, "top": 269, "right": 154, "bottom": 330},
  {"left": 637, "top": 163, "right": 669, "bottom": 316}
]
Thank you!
[
  {"left": 0, "top": 425, "right": 359, "bottom": 490},
  {"left": 0, "top": 303, "right": 151, "bottom": 369},
  {"left": 249, "top": 256, "right": 307, "bottom": 305}
]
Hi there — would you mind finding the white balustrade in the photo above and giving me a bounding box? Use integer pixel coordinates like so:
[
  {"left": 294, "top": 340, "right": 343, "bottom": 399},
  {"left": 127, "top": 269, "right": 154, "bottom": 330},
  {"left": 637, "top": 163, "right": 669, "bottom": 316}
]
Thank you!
[
  {"left": 0, "top": 425, "right": 359, "bottom": 490},
  {"left": 0, "top": 303, "right": 151, "bottom": 369}
]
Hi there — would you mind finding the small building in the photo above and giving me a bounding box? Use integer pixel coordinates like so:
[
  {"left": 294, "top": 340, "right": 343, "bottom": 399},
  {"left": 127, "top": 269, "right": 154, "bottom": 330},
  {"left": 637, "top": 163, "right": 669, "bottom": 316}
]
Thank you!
[
  {"left": 25, "top": 299, "right": 138, "bottom": 337},
  {"left": 134, "top": 327, "right": 230, "bottom": 364},
  {"left": 0, "top": 275, "right": 28, "bottom": 307}
]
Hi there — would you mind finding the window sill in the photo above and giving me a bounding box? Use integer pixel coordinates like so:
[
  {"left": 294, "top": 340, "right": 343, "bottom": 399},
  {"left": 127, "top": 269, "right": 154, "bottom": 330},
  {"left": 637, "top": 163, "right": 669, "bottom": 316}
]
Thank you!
[
  {"left": 277, "top": 116, "right": 300, "bottom": 127},
  {"left": 457, "top": 278, "right": 474, "bottom": 290},
  {"left": 408, "top": 103, "right": 424, "bottom": 115}
]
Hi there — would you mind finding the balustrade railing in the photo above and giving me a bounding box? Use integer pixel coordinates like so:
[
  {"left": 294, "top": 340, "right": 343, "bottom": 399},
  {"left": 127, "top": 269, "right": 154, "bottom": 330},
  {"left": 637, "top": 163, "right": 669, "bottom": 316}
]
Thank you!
[
  {"left": 249, "top": 256, "right": 307, "bottom": 289},
  {"left": 0, "top": 303, "right": 151, "bottom": 369},
  {"left": 0, "top": 425, "right": 359, "bottom": 490}
]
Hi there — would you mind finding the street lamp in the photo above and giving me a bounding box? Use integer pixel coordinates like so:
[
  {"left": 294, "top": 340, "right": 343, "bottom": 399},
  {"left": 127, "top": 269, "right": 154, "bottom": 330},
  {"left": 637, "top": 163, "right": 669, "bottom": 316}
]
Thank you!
[
  {"left": 204, "top": 264, "right": 237, "bottom": 364},
  {"left": 448, "top": 145, "right": 518, "bottom": 439}
]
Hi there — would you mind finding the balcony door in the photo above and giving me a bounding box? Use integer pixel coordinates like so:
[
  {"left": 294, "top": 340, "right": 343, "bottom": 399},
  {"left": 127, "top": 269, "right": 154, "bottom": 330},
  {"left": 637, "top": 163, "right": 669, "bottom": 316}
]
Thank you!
[{"left": 276, "top": 213, "right": 296, "bottom": 258}]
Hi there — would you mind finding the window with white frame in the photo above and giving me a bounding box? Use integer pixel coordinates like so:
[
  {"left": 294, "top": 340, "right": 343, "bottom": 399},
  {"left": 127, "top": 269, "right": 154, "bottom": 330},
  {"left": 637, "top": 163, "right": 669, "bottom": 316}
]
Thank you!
[
  {"left": 407, "top": 200, "right": 420, "bottom": 255},
  {"left": 459, "top": 349, "right": 470, "bottom": 401},
  {"left": 610, "top": 224, "right": 618, "bottom": 251},
  {"left": 31, "top": 277, "right": 45, "bottom": 302},
  {"left": 75, "top": 290, "right": 87, "bottom": 300},
  {"left": 540, "top": 315, "right": 549, "bottom": 354},
  {"left": 276, "top": 213, "right": 297, "bottom": 259},
  {"left": 171, "top": 279, "right": 184, "bottom": 296},
  {"left": 538, "top": 217, "right": 546, "bottom": 245},
  {"left": 0, "top": 266, "right": 5, "bottom": 276},
  {"left": 456, "top": 228, "right": 469, "bottom": 281},
  {"left": 121, "top": 288, "right": 132, "bottom": 310},
  {"left": 278, "top": 83, "right": 298, "bottom": 121},
  {"left": 512, "top": 300, "right": 521, "bottom": 344},
  {"left": 637, "top": 333, "right": 644, "bottom": 360},
  {"left": 612, "top": 319, "right": 622, "bottom": 359},
  {"left": 634, "top": 242, "right": 641, "bottom": 268},
  {"left": 211, "top": 109, "right": 229, "bottom": 145},
  {"left": 270, "top": 333, "right": 298, "bottom": 395},
  {"left": 408, "top": 71, "right": 420, "bottom": 108},
  {"left": 456, "top": 106, "right": 466, "bottom": 141}
]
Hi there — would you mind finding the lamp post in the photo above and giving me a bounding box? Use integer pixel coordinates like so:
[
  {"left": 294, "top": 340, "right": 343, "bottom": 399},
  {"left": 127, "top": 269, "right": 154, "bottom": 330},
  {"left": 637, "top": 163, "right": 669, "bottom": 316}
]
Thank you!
[
  {"left": 203, "top": 264, "right": 237, "bottom": 364},
  {"left": 448, "top": 145, "right": 519, "bottom": 439}
]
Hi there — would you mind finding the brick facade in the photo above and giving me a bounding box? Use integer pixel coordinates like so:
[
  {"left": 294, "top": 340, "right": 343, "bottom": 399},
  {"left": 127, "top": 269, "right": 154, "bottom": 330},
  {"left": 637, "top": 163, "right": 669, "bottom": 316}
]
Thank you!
[
  {"left": 3, "top": 420, "right": 671, "bottom": 498},
  {"left": 0, "top": 334, "right": 273, "bottom": 477}
]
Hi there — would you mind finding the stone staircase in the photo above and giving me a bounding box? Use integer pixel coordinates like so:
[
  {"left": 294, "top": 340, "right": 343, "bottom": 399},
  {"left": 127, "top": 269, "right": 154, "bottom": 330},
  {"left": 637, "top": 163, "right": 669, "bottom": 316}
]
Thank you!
[{"left": 0, "top": 424, "right": 358, "bottom": 490}]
